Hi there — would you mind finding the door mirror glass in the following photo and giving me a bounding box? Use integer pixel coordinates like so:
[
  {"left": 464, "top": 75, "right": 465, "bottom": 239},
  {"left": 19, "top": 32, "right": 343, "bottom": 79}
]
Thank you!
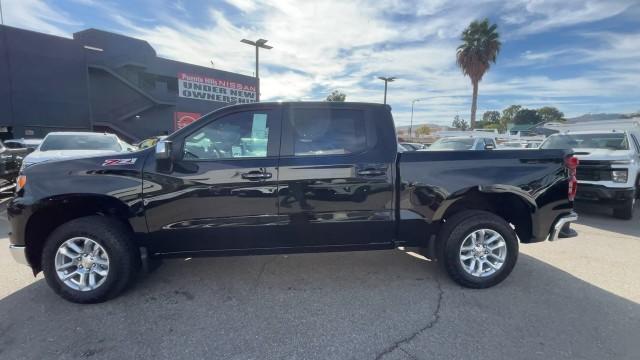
[{"left": 156, "top": 140, "right": 172, "bottom": 159}]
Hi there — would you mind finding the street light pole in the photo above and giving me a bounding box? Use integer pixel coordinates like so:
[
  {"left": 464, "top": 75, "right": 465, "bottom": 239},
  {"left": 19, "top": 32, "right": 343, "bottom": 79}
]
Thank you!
[
  {"left": 410, "top": 99, "right": 418, "bottom": 138},
  {"left": 378, "top": 76, "right": 396, "bottom": 104},
  {"left": 241, "top": 38, "right": 272, "bottom": 102},
  {"left": 409, "top": 97, "right": 431, "bottom": 138}
]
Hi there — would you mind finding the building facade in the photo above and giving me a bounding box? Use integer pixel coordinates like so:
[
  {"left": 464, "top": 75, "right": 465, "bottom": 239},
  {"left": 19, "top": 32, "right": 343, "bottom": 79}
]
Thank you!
[{"left": 0, "top": 25, "right": 258, "bottom": 142}]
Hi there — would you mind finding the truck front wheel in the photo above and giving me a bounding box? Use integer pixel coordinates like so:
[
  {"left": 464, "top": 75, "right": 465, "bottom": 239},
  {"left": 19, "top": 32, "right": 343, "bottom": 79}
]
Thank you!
[
  {"left": 41, "top": 216, "right": 139, "bottom": 303},
  {"left": 439, "top": 210, "right": 519, "bottom": 289},
  {"left": 613, "top": 197, "right": 635, "bottom": 220}
]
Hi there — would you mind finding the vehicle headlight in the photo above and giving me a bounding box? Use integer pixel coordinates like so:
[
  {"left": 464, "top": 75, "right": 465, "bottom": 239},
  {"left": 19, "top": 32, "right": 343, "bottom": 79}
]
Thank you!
[
  {"left": 16, "top": 175, "right": 27, "bottom": 192},
  {"left": 611, "top": 170, "right": 628, "bottom": 183}
]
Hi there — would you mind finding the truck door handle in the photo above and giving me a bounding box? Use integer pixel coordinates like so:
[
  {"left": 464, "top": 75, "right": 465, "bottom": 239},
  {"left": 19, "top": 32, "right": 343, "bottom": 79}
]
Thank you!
[
  {"left": 241, "top": 171, "right": 272, "bottom": 180},
  {"left": 357, "top": 169, "right": 386, "bottom": 177}
]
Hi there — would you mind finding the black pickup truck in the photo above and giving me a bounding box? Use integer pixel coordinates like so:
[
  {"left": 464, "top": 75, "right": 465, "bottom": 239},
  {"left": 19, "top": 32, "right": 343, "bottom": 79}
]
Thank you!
[{"left": 8, "top": 102, "right": 578, "bottom": 303}]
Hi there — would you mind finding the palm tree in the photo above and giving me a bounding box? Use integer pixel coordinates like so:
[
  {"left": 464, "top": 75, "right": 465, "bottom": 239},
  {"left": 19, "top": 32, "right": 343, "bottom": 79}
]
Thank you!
[{"left": 457, "top": 19, "right": 501, "bottom": 129}]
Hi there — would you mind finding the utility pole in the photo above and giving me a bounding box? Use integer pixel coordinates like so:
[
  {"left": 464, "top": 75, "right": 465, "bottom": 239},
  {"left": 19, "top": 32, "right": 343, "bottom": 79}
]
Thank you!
[
  {"left": 241, "top": 38, "right": 272, "bottom": 102},
  {"left": 378, "top": 76, "right": 396, "bottom": 104}
]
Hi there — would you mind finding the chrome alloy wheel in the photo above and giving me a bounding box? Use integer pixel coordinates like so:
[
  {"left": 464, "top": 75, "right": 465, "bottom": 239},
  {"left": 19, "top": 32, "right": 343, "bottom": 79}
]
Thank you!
[
  {"left": 459, "top": 229, "right": 507, "bottom": 278},
  {"left": 54, "top": 237, "right": 110, "bottom": 291}
]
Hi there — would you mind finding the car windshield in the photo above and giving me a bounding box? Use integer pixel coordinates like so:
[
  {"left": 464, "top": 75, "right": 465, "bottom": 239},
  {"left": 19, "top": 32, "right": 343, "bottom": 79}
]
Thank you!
[
  {"left": 540, "top": 133, "right": 629, "bottom": 150},
  {"left": 40, "top": 134, "right": 122, "bottom": 151},
  {"left": 429, "top": 138, "right": 475, "bottom": 150}
]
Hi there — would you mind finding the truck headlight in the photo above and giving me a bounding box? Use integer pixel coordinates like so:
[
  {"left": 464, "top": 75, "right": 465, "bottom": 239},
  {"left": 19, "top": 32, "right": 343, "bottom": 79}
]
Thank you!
[
  {"left": 611, "top": 170, "right": 628, "bottom": 183},
  {"left": 16, "top": 175, "right": 27, "bottom": 192}
]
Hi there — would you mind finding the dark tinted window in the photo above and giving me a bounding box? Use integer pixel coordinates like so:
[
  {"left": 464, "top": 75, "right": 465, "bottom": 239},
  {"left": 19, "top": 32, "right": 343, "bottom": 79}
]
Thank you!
[
  {"left": 541, "top": 133, "right": 628, "bottom": 150},
  {"left": 290, "top": 109, "right": 367, "bottom": 156},
  {"left": 184, "top": 111, "right": 272, "bottom": 160},
  {"left": 4, "top": 142, "right": 24, "bottom": 149}
]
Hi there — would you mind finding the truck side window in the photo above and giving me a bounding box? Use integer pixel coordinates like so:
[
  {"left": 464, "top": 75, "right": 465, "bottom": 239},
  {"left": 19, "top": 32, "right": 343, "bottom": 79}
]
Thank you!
[
  {"left": 631, "top": 134, "right": 640, "bottom": 154},
  {"left": 183, "top": 111, "right": 272, "bottom": 160},
  {"left": 290, "top": 109, "right": 367, "bottom": 156}
]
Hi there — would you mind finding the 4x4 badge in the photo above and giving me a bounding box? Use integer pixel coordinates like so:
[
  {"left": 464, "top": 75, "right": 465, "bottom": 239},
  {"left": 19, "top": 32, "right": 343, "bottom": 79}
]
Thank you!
[{"left": 102, "top": 158, "right": 137, "bottom": 166}]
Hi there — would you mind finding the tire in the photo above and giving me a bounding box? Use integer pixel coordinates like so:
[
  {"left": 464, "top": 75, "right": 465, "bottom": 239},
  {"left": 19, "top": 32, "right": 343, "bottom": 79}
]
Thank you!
[
  {"left": 42, "top": 216, "right": 139, "bottom": 303},
  {"left": 439, "top": 210, "right": 519, "bottom": 289},
  {"left": 351, "top": 186, "right": 369, "bottom": 203},
  {"left": 613, "top": 197, "right": 635, "bottom": 220}
]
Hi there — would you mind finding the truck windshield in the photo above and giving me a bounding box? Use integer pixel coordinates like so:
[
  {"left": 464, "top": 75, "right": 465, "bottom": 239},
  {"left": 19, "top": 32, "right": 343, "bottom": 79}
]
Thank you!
[
  {"left": 540, "top": 133, "right": 628, "bottom": 150},
  {"left": 40, "top": 134, "right": 122, "bottom": 151},
  {"left": 429, "top": 138, "right": 475, "bottom": 150}
]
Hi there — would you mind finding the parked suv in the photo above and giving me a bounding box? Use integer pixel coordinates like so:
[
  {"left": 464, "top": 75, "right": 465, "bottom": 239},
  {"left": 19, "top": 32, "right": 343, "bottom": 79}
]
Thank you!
[
  {"left": 21, "top": 132, "right": 127, "bottom": 170},
  {"left": 541, "top": 129, "right": 640, "bottom": 219}
]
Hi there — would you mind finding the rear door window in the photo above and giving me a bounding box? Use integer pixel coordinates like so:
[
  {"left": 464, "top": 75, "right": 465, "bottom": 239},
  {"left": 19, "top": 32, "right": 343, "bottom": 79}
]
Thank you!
[{"left": 288, "top": 108, "right": 368, "bottom": 156}]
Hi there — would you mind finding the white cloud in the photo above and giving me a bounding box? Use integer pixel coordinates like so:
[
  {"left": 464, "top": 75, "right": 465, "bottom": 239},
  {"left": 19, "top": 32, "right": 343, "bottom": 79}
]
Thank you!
[
  {"left": 1, "top": 0, "right": 80, "bottom": 36},
  {"left": 508, "top": 30, "right": 640, "bottom": 72},
  {"left": 223, "top": 0, "right": 258, "bottom": 13},
  {"left": 503, "top": 0, "right": 635, "bottom": 36},
  {"left": 4, "top": 0, "right": 637, "bottom": 124}
]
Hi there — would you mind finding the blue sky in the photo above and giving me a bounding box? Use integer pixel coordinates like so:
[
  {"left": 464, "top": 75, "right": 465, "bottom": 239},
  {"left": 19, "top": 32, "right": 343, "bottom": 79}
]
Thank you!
[{"left": 1, "top": 0, "right": 639, "bottom": 126}]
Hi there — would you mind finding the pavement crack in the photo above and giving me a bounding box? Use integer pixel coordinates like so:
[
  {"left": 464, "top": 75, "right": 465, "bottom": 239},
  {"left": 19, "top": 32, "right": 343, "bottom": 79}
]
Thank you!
[
  {"left": 399, "top": 347, "right": 419, "bottom": 360},
  {"left": 374, "top": 275, "right": 444, "bottom": 360},
  {"left": 254, "top": 255, "right": 278, "bottom": 288}
]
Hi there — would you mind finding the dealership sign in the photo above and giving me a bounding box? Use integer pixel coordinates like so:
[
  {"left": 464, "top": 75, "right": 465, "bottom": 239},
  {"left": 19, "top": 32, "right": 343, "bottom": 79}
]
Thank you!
[
  {"left": 178, "top": 73, "right": 256, "bottom": 104},
  {"left": 174, "top": 112, "right": 202, "bottom": 130}
]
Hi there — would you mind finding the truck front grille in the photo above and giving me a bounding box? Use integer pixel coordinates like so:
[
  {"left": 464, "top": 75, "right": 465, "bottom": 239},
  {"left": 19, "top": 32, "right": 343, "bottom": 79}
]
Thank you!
[{"left": 576, "top": 167, "right": 612, "bottom": 181}]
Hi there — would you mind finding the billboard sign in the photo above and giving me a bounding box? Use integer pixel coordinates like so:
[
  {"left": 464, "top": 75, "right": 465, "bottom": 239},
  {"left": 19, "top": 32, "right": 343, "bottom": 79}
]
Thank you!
[
  {"left": 174, "top": 112, "right": 202, "bottom": 130},
  {"left": 177, "top": 73, "right": 256, "bottom": 104}
]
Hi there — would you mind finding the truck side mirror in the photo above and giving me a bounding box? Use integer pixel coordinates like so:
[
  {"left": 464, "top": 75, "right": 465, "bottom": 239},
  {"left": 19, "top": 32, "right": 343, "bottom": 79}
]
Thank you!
[
  {"left": 155, "top": 140, "right": 173, "bottom": 159},
  {"left": 484, "top": 143, "right": 496, "bottom": 150}
]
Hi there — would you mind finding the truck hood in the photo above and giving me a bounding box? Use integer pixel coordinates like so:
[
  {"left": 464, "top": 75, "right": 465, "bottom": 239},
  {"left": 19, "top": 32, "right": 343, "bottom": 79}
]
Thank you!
[
  {"left": 572, "top": 148, "right": 634, "bottom": 161},
  {"left": 24, "top": 149, "right": 121, "bottom": 165}
]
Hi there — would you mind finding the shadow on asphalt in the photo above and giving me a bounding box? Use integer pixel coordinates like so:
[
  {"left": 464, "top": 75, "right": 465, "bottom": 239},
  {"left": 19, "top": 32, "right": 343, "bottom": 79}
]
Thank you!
[
  {"left": 0, "top": 250, "right": 638, "bottom": 359},
  {"left": 575, "top": 202, "right": 640, "bottom": 238}
]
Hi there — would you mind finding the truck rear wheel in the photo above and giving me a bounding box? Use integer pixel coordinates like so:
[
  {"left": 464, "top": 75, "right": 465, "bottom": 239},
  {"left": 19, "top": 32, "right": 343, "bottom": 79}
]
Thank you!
[
  {"left": 439, "top": 210, "right": 518, "bottom": 289},
  {"left": 41, "top": 216, "right": 138, "bottom": 303}
]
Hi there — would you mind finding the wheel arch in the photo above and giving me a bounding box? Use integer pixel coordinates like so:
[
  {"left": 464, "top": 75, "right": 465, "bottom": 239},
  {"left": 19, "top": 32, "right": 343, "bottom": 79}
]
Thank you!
[
  {"left": 436, "top": 186, "right": 536, "bottom": 244},
  {"left": 24, "top": 194, "right": 138, "bottom": 273}
]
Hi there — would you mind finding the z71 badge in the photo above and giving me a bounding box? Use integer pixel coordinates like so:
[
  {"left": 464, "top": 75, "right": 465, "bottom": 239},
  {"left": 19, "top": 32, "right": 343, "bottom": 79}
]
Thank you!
[{"left": 102, "top": 158, "right": 137, "bottom": 166}]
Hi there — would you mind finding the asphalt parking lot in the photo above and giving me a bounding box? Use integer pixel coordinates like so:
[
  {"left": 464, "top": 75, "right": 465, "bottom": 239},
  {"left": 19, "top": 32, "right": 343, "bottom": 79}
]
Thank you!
[{"left": 0, "top": 201, "right": 638, "bottom": 360}]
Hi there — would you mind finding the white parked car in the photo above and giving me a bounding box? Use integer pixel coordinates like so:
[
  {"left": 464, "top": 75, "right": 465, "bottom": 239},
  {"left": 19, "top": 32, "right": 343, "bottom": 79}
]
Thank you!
[
  {"left": 424, "top": 136, "right": 496, "bottom": 151},
  {"left": 21, "top": 132, "right": 128, "bottom": 170},
  {"left": 540, "top": 129, "right": 640, "bottom": 219},
  {"left": 498, "top": 141, "right": 527, "bottom": 150},
  {"left": 3, "top": 138, "right": 43, "bottom": 151}
]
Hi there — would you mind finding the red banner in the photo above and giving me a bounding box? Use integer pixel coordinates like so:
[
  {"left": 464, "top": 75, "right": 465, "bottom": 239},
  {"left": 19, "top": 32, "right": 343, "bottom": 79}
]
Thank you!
[{"left": 174, "top": 112, "right": 201, "bottom": 130}]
